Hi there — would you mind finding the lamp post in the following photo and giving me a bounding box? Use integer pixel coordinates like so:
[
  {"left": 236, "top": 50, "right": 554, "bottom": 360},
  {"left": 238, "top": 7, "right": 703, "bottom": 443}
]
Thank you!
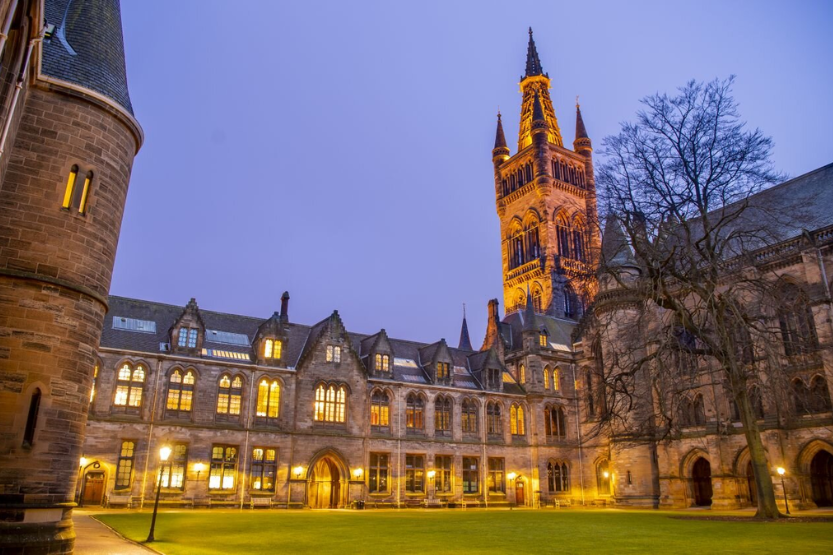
[
  {"left": 193, "top": 462, "right": 205, "bottom": 483},
  {"left": 776, "top": 467, "right": 790, "bottom": 515},
  {"left": 427, "top": 470, "right": 436, "bottom": 501},
  {"left": 77, "top": 457, "right": 87, "bottom": 505},
  {"left": 507, "top": 472, "right": 517, "bottom": 509},
  {"left": 146, "top": 445, "right": 172, "bottom": 543}
]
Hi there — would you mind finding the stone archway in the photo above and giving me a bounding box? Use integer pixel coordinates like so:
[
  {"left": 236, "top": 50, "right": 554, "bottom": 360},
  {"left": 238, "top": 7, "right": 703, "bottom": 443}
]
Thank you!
[
  {"left": 810, "top": 450, "right": 833, "bottom": 507},
  {"left": 306, "top": 449, "right": 349, "bottom": 509},
  {"left": 691, "top": 458, "right": 713, "bottom": 507}
]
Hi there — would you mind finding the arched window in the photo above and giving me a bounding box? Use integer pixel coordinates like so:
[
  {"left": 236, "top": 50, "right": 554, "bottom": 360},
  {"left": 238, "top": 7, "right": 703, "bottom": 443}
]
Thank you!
[
  {"left": 263, "top": 338, "right": 282, "bottom": 359},
  {"left": 510, "top": 404, "right": 525, "bottom": 436},
  {"left": 597, "top": 459, "right": 611, "bottom": 495},
  {"left": 551, "top": 159, "right": 561, "bottom": 180},
  {"left": 406, "top": 393, "right": 424, "bottom": 433},
  {"left": 556, "top": 216, "right": 571, "bottom": 258},
  {"left": 487, "top": 402, "right": 502, "bottom": 436},
  {"left": 544, "top": 405, "right": 566, "bottom": 440},
  {"left": 314, "top": 383, "right": 346, "bottom": 423},
  {"left": 113, "top": 363, "right": 145, "bottom": 413},
  {"left": 525, "top": 162, "right": 533, "bottom": 182},
  {"left": 809, "top": 376, "right": 832, "bottom": 414},
  {"left": 585, "top": 368, "right": 595, "bottom": 416},
  {"left": 371, "top": 390, "right": 390, "bottom": 429},
  {"left": 256, "top": 378, "right": 280, "bottom": 422},
  {"left": 547, "top": 460, "right": 569, "bottom": 492},
  {"left": 461, "top": 399, "right": 478, "bottom": 434},
  {"left": 517, "top": 167, "right": 524, "bottom": 187},
  {"left": 553, "top": 368, "right": 560, "bottom": 391},
  {"left": 533, "top": 289, "right": 543, "bottom": 313},
  {"left": 216, "top": 375, "right": 243, "bottom": 420},
  {"left": 502, "top": 179, "right": 508, "bottom": 196},
  {"left": 62, "top": 165, "right": 79, "bottom": 209},
  {"left": 778, "top": 284, "right": 818, "bottom": 356},
  {"left": 518, "top": 364, "right": 526, "bottom": 384},
  {"left": 749, "top": 385, "right": 765, "bottom": 420},
  {"left": 572, "top": 225, "right": 586, "bottom": 262},
  {"left": 115, "top": 441, "right": 135, "bottom": 489},
  {"left": 165, "top": 369, "right": 195, "bottom": 417},
  {"left": 22, "top": 388, "right": 41, "bottom": 448},
  {"left": 524, "top": 219, "right": 540, "bottom": 260},
  {"left": 435, "top": 395, "right": 452, "bottom": 436},
  {"left": 510, "top": 174, "right": 516, "bottom": 191},
  {"left": 564, "top": 285, "right": 579, "bottom": 319},
  {"left": 679, "top": 395, "right": 705, "bottom": 427},
  {"left": 543, "top": 367, "right": 550, "bottom": 390},
  {"left": 90, "top": 361, "right": 99, "bottom": 405},
  {"left": 693, "top": 395, "right": 706, "bottom": 425}
]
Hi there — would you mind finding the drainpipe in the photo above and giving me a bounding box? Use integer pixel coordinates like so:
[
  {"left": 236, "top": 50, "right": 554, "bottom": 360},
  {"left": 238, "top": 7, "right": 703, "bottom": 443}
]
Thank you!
[
  {"left": 139, "top": 359, "right": 164, "bottom": 509},
  {"left": 240, "top": 373, "right": 257, "bottom": 509},
  {"left": 0, "top": 23, "right": 42, "bottom": 160},
  {"left": 0, "top": 0, "right": 19, "bottom": 61},
  {"left": 396, "top": 384, "right": 401, "bottom": 509},
  {"left": 572, "top": 363, "right": 586, "bottom": 505}
]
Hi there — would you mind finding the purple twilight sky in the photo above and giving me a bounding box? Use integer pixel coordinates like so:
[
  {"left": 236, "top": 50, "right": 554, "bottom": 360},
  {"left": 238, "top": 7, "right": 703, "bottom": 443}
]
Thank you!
[{"left": 113, "top": 0, "right": 833, "bottom": 347}]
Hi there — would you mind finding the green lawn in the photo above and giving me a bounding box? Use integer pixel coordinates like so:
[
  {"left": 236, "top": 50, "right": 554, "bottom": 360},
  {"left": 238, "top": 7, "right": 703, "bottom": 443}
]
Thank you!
[{"left": 95, "top": 509, "right": 833, "bottom": 555}]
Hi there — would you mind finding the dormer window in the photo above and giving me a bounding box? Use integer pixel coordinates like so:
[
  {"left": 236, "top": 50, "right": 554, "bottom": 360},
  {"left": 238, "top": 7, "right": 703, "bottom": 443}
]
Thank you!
[
  {"left": 178, "top": 327, "right": 198, "bottom": 348},
  {"left": 263, "top": 339, "right": 282, "bottom": 360},
  {"left": 539, "top": 329, "right": 549, "bottom": 347},
  {"left": 487, "top": 368, "right": 501, "bottom": 390},
  {"left": 436, "top": 362, "right": 450, "bottom": 381},
  {"left": 326, "top": 345, "right": 342, "bottom": 363},
  {"left": 375, "top": 354, "right": 390, "bottom": 371}
]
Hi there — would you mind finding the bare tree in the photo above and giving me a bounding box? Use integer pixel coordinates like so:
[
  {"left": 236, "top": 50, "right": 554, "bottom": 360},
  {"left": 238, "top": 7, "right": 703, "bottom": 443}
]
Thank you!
[{"left": 591, "top": 77, "right": 812, "bottom": 519}]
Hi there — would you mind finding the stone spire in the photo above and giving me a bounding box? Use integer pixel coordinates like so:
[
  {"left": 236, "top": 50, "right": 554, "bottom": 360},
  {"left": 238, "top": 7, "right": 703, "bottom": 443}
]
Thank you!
[
  {"left": 522, "top": 287, "right": 537, "bottom": 331},
  {"left": 524, "top": 27, "right": 545, "bottom": 78},
  {"left": 458, "top": 305, "right": 473, "bottom": 351},
  {"left": 494, "top": 112, "right": 508, "bottom": 151},
  {"left": 575, "top": 101, "right": 589, "bottom": 141},
  {"left": 532, "top": 91, "right": 547, "bottom": 128}
]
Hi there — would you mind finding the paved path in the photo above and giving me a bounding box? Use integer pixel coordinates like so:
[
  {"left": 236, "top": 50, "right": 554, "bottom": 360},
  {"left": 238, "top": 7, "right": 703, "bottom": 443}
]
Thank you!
[{"left": 73, "top": 512, "right": 156, "bottom": 555}]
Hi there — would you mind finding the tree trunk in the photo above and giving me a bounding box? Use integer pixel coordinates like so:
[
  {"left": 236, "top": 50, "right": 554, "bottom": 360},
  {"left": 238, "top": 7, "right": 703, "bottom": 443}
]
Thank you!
[{"left": 735, "top": 386, "right": 782, "bottom": 519}]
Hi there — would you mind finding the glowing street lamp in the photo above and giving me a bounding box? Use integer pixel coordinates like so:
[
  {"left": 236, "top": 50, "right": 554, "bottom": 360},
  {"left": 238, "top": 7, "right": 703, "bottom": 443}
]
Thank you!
[
  {"left": 293, "top": 465, "right": 304, "bottom": 479},
  {"left": 79, "top": 457, "right": 88, "bottom": 468},
  {"left": 146, "top": 445, "right": 172, "bottom": 543},
  {"left": 353, "top": 468, "right": 364, "bottom": 479},
  {"left": 776, "top": 467, "right": 790, "bottom": 515}
]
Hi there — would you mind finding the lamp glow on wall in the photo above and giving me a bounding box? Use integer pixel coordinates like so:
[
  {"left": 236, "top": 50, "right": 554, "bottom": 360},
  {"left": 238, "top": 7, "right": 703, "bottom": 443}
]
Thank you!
[
  {"left": 293, "top": 465, "right": 304, "bottom": 479},
  {"left": 79, "top": 457, "right": 87, "bottom": 468},
  {"left": 507, "top": 472, "right": 517, "bottom": 481},
  {"left": 353, "top": 468, "right": 363, "bottom": 479},
  {"left": 193, "top": 462, "right": 205, "bottom": 481},
  {"left": 427, "top": 470, "right": 436, "bottom": 479}
]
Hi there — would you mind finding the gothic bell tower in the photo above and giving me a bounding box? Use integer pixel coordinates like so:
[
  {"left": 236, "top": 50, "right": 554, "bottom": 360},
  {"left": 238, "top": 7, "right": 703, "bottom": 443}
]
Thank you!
[{"left": 492, "top": 28, "right": 599, "bottom": 319}]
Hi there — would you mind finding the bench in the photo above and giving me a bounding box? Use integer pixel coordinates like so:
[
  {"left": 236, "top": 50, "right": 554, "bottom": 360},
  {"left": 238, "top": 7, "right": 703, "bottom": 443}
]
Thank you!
[
  {"left": 424, "top": 499, "right": 446, "bottom": 509},
  {"left": 461, "top": 499, "right": 480, "bottom": 510},
  {"left": 403, "top": 499, "right": 424, "bottom": 508},
  {"left": 370, "top": 500, "right": 396, "bottom": 509},
  {"left": 555, "top": 498, "right": 572, "bottom": 509},
  {"left": 251, "top": 497, "right": 273, "bottom": 509},
  {"left": 106, "top": 494, "right": 133, "bottom": 508}
]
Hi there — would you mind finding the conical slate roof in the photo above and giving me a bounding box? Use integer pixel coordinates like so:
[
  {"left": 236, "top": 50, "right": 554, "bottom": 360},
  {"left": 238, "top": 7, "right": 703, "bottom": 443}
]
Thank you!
[
  {"left": 42, "top": 0, "right": 134, "bottom": 114},
  {"left": 494, "top": 112, "right": 508, "bottom": 150},
  {"left": 524, "top": 27, "right": 545, "bottom": 78},
  {"left": 576, "top": 103, "right": 589, "bottom": 140}
]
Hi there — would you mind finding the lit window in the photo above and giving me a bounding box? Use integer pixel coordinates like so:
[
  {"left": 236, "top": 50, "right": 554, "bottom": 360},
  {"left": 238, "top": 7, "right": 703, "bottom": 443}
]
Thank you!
[
  {"left": 370, "top": 390, "right": 390, "bottom": 429},
  {"left": 406, "top": 393, "right": 424, "bottom": 432},
  {"left": 375, "top": 353, "right": 390, "bottom": 371},
  {"left": 209, "top": 445, "right": 238, "bottom": 490},
  {"left": 435, "top": 455, "right": 453, "bottom": 494},
  {"left": 434, "top": 395, "right": 452, "bottom": 436},
  {"left": 369, "top": 453, "right": 389, "bottom": 493},
  {"left": 90, "top": 362, "right": 99, "bottom": 404},
  {"left": 488, "top": 458, "right": 505, "bottom": 493},
  {"left": 405, "top": 454, "right": 425, "bottom": 493},
  {"left": 553, "top": 369, "right": 559, "bottom": 391},
  {"left": 510, "top": 404, "right": 526, "bottom": 436},
  {"left": 115, "top": 441, "right": 135, "bottom": 489},
  {"left": 463, "top": 457, "right": 479, "bottom": 494},
  {"left": 113, "top": 363, "right": 145, "bottom": 413},
  {"left": 256, "top": 379, "right": 280, "bottom": 421},
  {"left": 250, "top": 447, "right": 277, "bottom": 492},
  {"left": 326, "top": 345, "right": 342, "bottom": 363},
  {"left": 22, "top": 388, "right": 41, "bottom": 448},
  {"left": 62, "top": 165, "right": 78, "bottom": 209},
  {"left": 461, "top": 399, "right": 478, "bottom": 434},
  {"left": 165, "top": 370, "right": 195, "bottom": 417},
  {"left": 178, "top": 327, "right": 199, "bottom": 348},
  {"left": 159, "top": 444, "right": 188, "bottom": 489},
  {"left": 487, "top": 402, "right": 502, "bottom": 436},
  {"left": 263, "top": 339, "right": 282, "bottom": 359},
  {"left": 539, "top": 331, "right": 548, "bottom": 347},
  {"left": 78, "top": 171, "right": 92, "bottom": 214},
  {"left": 436, "top": 362, "right": 450, "bottom": 381},
  {"left": 314, "top": 383, "right": 346, "bottom": 423},
  {"left": 519, "top": 364, "right": 526, "bottom": 384},
  {"left": 216, "top": 374, "right": 243, "bottom": 420},
  {"left": 543, "top": 367, "right": 550, "bottom": 390}
]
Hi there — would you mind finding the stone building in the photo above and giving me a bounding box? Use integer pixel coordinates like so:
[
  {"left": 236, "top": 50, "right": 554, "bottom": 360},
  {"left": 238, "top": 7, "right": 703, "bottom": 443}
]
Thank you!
[
  {"left": 0, "top": 6, "right": 831, "bottom": 554},
  {"left": 0, "top": 0, "right": 141, "bottom": 553}
]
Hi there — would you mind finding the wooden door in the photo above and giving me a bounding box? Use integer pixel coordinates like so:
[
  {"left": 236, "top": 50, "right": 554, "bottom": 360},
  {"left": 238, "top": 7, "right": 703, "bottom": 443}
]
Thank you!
[
  {"left": 692, "top": 458, "right": 712, "bottom": 506},
  {"left": 745, "top": 461, "right": 757, "bottom": 506},
  {"left": 515, "top": 480, "right": 525, "bottom": 506},
  {"left": 82, "top": 472, "right": 105, "bottom": 506},
  {"left": 810, "top": 450, "right": 833, "bottom": 507}
]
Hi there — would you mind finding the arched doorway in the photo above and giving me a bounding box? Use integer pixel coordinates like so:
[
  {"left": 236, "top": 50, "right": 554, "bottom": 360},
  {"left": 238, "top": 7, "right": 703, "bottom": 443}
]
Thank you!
[
  {"left": 81, "top": 471, "right": 105, "bottom": 506},
  {"left": 691, "top": 457, "right": 713, "bottom": 506},
  {"left": 309, "top": 458, "right": 341, "bottom": 509},
  {"left": 745, "top": 461, "right": 757, "bottom": 507},
  {"left": 810, "top": 450, "right": 833, "bottom": 507}
]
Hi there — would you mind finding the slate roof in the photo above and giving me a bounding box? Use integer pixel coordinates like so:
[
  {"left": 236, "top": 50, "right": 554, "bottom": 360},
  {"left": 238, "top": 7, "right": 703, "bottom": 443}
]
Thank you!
[
  {"left": 42, "top": 0, "right": 134, "bottom": 114},
  {"left": 102, "top": 296, "right": 516, "bottom": 394}
]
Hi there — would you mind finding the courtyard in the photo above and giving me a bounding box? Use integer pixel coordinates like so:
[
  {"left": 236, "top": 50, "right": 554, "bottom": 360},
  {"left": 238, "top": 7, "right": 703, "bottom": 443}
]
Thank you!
[{"left": 92, "top": 509, "right": 833, "bottom": 555}]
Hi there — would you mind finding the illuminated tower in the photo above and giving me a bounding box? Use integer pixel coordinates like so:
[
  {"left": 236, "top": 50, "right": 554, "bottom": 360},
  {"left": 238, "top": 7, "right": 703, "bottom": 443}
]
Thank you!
[
  {"left": 493, "top": 28, "right": 599, "bottom": 318},
  {"left": 0, "top": 1, "right": 141, "bottom": 552}
]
